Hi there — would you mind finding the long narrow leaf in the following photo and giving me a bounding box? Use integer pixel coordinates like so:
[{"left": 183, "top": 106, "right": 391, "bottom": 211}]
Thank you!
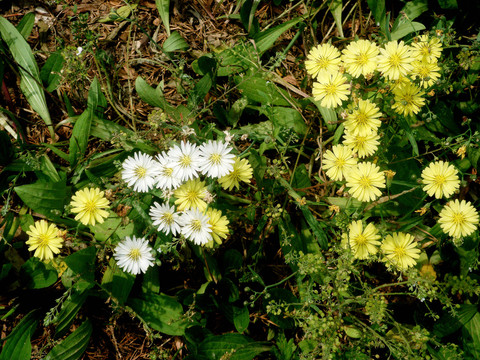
[
  {"left": 155, "top": 0, "right": 170, "bottom": 36},
  {"left": 0, "top": 310, "right": 39, "bottom": 360},
  {"left": 0, "top": 17, "right": 54, "bottom": 139},
  {"left": 46, "top": 320, "right": 92, "bottom": 360}
]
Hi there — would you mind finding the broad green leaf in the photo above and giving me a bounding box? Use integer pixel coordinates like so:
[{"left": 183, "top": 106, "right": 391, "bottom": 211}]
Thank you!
[
  {"left": 0, "top": 17, "right": 54, "bottom": 139},
  {"left": 0, "top": 310, "right": 39, "bottom": 360},
  {"left": 54, "top": 288, "right": 90, "bottom": 338},
  {"left": 39, "top": 153, "right": 61, "bottom": 182},
  {"left": 197, "top": 333, "right": 271, "bottom": 360},
  {"left": 135, "top": 76, "right": 172, "bottom": 110},
  {"left": 14, "top": 175, "right": 68, "bottom": 218},
  {"left": 90, "top": 213, "right": 134, "bottom": 242},
  {"left": 40, "top": 51, "right": 65, "bottom": 92},
  {"left": 300, "top": 206, "right": 328, "bottom": 250},
  {"left": 69, "top": 77, "right": 106, "bottom": 167},
  {"left": 437, "top": 0, "right": 457, "bottom": 9},
  {"left": 20, "top": 257, "right": 58, "bottom": 289},
  {"left": 263, "top": 106, "right": 307, "bottom": 135},
  {"left": 64, "top": 247, "right": 96, "bottom": 283},
  {"left": 189, "top": 72, "right": 213, "bottom": 107},
  {"left": 128, "top": 293, "right": 189, "bottom": 336},
  {"left": 155, "top": 0, "right": 170, "bottom": 35},
  {"left": 163, "top": 31, "right": 189, "bottom": 53},
  {"left": 253, "top": 17, "right": 302, "bottom": 54},
  {"left": 330, "top": 0, "right": 344, "bottom": 38},
  {"left": 101, "top": 258, "right": 135, "bottom": 305},
  {"left": 366, "top": 0, "right": 389, "bottom": 39},
  {"left": 233, "top": 306, "right": 250, "bottom": 333},
  {"left": 291, "top": 164, "right": 311, "bottom": 191},
  {"left": 16, "top": 12, "right": 35, "bottom": 40},
  {"left": 399, "top": 0, "right": 428, "bottom": 21},
  {"left": 235, "top": 76, "right": 291, "bottom": 106},
  {"left": 434, "top": 304, "right": 478, "bottom": 338},
  {"left": 98, "top": 4, "right": 137, "bottom": 22},
  {"left": 46, "top": 320, "right": 92, "bottom": 360},
  {"left": 463, "top": 312, "right": 480, "bottom": 359},
  {"left": 390, "top": 21, "right": 426, "bottom": 40}
]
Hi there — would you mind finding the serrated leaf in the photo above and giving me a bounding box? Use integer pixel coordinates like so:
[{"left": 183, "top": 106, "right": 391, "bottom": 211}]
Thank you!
[
  {"left": 0, "top": 310, "right": 39, "bottom": 360},
  {"left": 390, "top": 21, "right": 426, "bottom": 41},
  {"left": 46, "top": 320, "right": 92, "bottom": 360},
  {"left": 40, "top": 51, "right": 64, "bottom": 92},
  {"left": 155, "top": 0, "right": 170, "bottom": 35},
  {"left": 0, "top": 17, "right": 54, "bottom": 139},
  {"left": 163, "top": 31, "right": 189, "bottom": 53},
  {"left": 253, "top": 17, "right": 302, "bottom": 54}
]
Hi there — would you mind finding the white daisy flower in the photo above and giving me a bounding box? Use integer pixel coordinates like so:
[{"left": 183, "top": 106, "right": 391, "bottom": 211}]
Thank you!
[
  {"left": 179, "top": 209, "right": 212, "bottom": 246},
  {"left": 149, "top": 202, "right": 182, "bottom": 236},
  {"left": 198, "top": 140, "right": 235, "bottom": 178},
  {"left": 113, "top": 236, "right": 155, "bottom": 275},
  {"left": 155, "top": 151, "right": 182, "bottom": 190},
  {"left": 122, "top": 152, "right": 161, "bottom": 192},
  {"left": 169, "top": 141, "right": 202, "bottom": 182}
]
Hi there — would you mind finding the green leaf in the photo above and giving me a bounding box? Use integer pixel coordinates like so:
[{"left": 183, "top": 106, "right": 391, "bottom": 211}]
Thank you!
[
  {"left": 189, "top": 72, "right": 213, "bottom": 107},
  {"left": 0, "top": 310, "right": 39, "bottom": 360},
  {"left": 233, "top": 306, "right": 250, "bottom": 333},
  {"left": 101, "top": 258, "right": 135, "bottom": 305},
  {"left": 0, "top": 17, "right": 54, "bottom": 139},
  {"left": 311, "top": 99, "right": 338, "bottom": 132},
  {"left": 54, "top": 288, "right": 90, "bottom": 338},
  {"left": 434, "top": 304, "right": 478, "bottom": 338},
  {"left": 135, "top": 76, "right": 172, "bottom": 110},
  {"left": 40, "top": 51, "right": 65, "bottom": 92},
  {"left": 291, "top": 164, "right": 311, "bottom": 191},
  {"left": 64, "top": 247, "right": 96, "bottom": 283},
  {"left": 253, "top": 17, "right": 302, "bottom": 54},
  {"left": 16, "top": 12, "right": 35, "bottom": 40},
  {"left": 163, "top": 31, "right": 189, "bottom": 53},
  {"left": 46, "top": 320, "right": 92, "bottom": 360},
  {"left": 366, "top": 0, "right": 388, "bottom": 38},
  {"left": 155, "top": 0, "right": 170, "bottom": 35},
  {"left": 437, "top": 0, "right": 458, "bottom": 9},
  {"left": 197, "top": 333, "right": 271, "bottom": 360},
  {"left": 235, "top": 76, "right": 291, "bottom": 106},
  {"left": 263, "top": 106, "right": 307, "bottom": 136},
  {"left": 463, "top": 311, "right": 480, "bottom": 359},
  {"left": 98, "top": 4, "right": 137, "bottom": 22},
  {"left": 14, "top": 175, "right": 68, "bottom": 218},
  {"left": 390, "top": 21, "right": 426, "bottom": 41},
  {"left": 128, "top": 293, "right": 189, "bottom": 336},
  {"left": 39, "top": 153, "right": 61, "bottom": 182},
  {"left": 20, "top": 257, "right": 58, "bottom": 289},
  {"left": 330, "top": 0, "right": 344, "bottom": 38},
  {"left": 399, "top": 0, "right": 428, "bottom": 21},
  {"left": 69, "top": 77, "right": 106, "bottom": 167}
]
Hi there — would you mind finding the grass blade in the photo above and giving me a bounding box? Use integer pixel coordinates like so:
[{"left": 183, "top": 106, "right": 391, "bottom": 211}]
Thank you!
[{"left": 155, "top": 0, "right": 170, "bottom": 36}]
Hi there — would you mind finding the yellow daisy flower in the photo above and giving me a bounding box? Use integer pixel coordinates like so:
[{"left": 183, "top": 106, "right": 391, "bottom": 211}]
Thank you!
[
  {"left": 421, "top": 161, "right": 460, "bottom": 199},
  {"left": 322, "top": 144, "right": 358, "bottom": 181},
  {"left": 391, "top": 81, "right": 425, "bottom": 117},
  {"left": 377, "top": 41, "right": 414, "bottom": 80},
  {"left": 344, "top": 99, "right": 383, "bottom": 136},
  {"left": 305, "top": 43, "right": 342, "bottom": 79},
  {"left": 174, "top": 178, "right": 208, "bottom": 211},
  {"left": 411, "top": 60, "right": 441, "bottom": 88},
  {"left": 341, "top": 39, "right": 379, "bottom": 78},
  {"left": 312, "top": 72, "right": 350, "bottom": 109},
  {"left": 26, "top": 220, "right": 64, "bottom": 261},
  {"left": 218, "top": 157, "right": 253, "bottom": 191},
  {"left": 345, "top": 162, "right": 386, "bottom": 202},
  {"left": 438, "top": 199, "right": 479, "bottom": 238},
  {"left": 381, "top": 232, "right": 421, "bottom": 271},
  {"left": 70, "top": 187, "right": 110, "bottom": 226},
  {"left": 348, "top": 220, "right": 381, "bottom": 260},
  {"left": 343, "top": 130, "right": 380, "bottom": 158},
  {"left": 410, "top": 35, "right": 442, "bottom": 63},
  {"left": 205, "top": 208, "right": 230, "bottom": 248}
]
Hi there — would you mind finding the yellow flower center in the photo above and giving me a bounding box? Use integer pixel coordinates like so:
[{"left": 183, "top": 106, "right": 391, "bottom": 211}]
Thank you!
[
  {"left": 434, "top": 175, "right": 446, "bottom": 186},
  {"left": 356, "top": 54, "right": 369, "bottom": 65},
  {"left": 335, "top": 158, "right": 346, "bottom": 168},
  {"left": 163, "top": 167, "right": 173, "bottom": 176},
  {"left": 128, "top": 248, "right": 141, "bottom": 261},
  {"left": 135, "top": 166, "right": 147, "bottom": 178},
  {"left": 39, "top": 234, "right": 51, "bottom": 246},
  {"left": 359, "top": 175, "right": 372, "bottom": 188},
  {"left": 452, "top": 213, "right": 465, "bottom": 225},
  {"left": 191, "top": 219, "right": 202, "bottom": 231},
  {"left": 354, "top": 234, "right": 367, "bottom": 245},
  {"left": 317, "top": 57, "right": 329, "bottom": 69},
  {"left": 161, "top": 212, "right": 174, "bottom": 224},
  {"left": 85, "top": 200, "right": 97, "bottom": 213},
  {"left": 210, "top": 153, "right": 222, "bottom": 165},
  {"left": 389, "top": 54, "right": 401, "bottom": 67},
  {"left": 187, "top": 190, "right": 200, "bottom": 202},
  {"left": 356, "top": 113, "right": 368, "bottom": 125},
  {"left": 393, "top": 246, "right": 406, "bottom": 257},
  {"left": 325, "top": 84, "right": 338, "bottom": 96},
  {"left": 180, "top": 155, "right": 192, "bottom": 167}
]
